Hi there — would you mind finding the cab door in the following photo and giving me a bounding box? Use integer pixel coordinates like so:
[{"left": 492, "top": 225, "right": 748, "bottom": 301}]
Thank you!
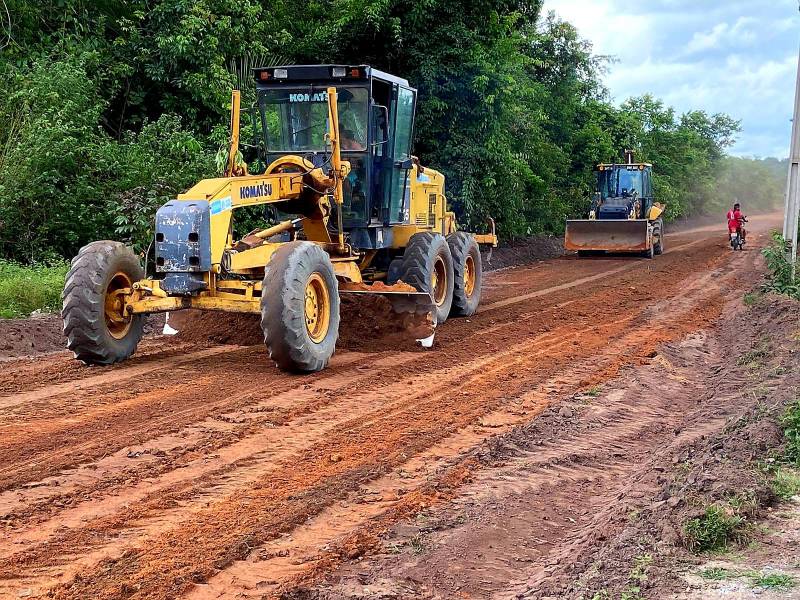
[{"left": 386, "top": 86, "right": 416, "bottom": 224}]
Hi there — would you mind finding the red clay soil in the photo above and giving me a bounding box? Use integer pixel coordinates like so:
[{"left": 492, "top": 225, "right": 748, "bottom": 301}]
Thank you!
[
  {"left": 303, "top": 294, "right": 798, "bottom": 600},
  {"left": 0, "top": 314, "right": 65, "bottom": 359},
  {"left": 0, "top": 214, "right": 787, "bottom": 600},
  {"left": 0, "top": 314, "right": 165, "bottom": 360}
]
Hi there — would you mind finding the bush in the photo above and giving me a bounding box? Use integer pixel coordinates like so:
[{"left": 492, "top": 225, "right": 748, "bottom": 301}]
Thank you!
[
  {"left": 107, "top": 115, "right": 215, "bottom": 253},
  {"left": 0, "top": 55, "right": 115, "bottom": 262},
  {"left": 0, "top": 260, "right": 69, "bottom": 318},
  {"left": 762, "top": 233, "right": 799, "bottom": 300},
  {"left": 684, "top": 501, "right": 749, "bottom": 553},
  {"left": 782, "top": 399, "right": 800, "bottom": 466}
]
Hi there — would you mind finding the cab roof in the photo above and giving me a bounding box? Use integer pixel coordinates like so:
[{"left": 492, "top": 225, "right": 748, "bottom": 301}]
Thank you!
[
  {"left": 596, "top": 163, "right": 653, "bottom": 169},
  {"left": 253, "top": 64, "right": 411, "bottom": 89}
]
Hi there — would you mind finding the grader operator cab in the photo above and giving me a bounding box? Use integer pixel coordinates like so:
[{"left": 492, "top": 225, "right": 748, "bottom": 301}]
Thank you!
[
  {"left": 565, "top": 151, "right": 665, "bottom": 258},
  {"left": 62, "top": 65, "right": 497, "bottom": 373}
]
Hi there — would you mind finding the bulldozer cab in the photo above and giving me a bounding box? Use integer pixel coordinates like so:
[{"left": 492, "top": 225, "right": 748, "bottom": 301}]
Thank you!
[
  {"left": 253, "top": 65, "right": 417, "bottom": 230},
  {"left": 595, "top": 163, "right": 654, "bottom": 220}
]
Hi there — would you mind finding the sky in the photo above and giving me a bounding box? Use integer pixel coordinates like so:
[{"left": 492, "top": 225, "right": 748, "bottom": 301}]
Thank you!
[{"left": 543, "top": 0, "right": 800, "bottom": 158}]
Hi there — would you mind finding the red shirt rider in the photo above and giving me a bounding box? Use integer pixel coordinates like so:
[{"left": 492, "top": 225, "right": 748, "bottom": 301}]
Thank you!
[{"left": 727, "top": 204, "right": 744, "bottom": 234}]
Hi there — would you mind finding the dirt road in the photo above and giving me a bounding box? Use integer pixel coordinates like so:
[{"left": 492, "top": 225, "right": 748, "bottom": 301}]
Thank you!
[{"left": 0, "top": 216, "right": 786, "bottom": 599}]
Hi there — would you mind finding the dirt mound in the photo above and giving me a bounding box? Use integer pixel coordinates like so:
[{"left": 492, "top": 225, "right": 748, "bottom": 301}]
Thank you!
[
  {"left": 337, "top": 295, "right": 430, "bottom": 352},
  {"left": 174, "top": 296, "right": 431, "bottom": 353},
  {"left": 174, "top": 310, "right": 263, "bottom": 346},
  {"left": 483, "top": 234, "right": 564, "bottom": 271},
  {"left": 0, "top": 314, "right": 65, "bottom": 359},
  {"left": 0, "top": 313, "right": 166, "bottom": 360}
]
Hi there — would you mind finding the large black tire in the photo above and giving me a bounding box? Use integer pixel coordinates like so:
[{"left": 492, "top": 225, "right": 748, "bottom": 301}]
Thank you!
[
  {"left": 447, "top": 232, "right": 482, "bottom": 317},
  {"left": 394, "top": 232, "right": 454, "bottom": 325},
  {"left": 653, "top": 220, "right": 665, "bottom": 255},
  {"left": 261, "top": 241, "right": 340, "bottom": 373},
  {"left": 62, "top": 241, "right": 145, "bottom": 365}
]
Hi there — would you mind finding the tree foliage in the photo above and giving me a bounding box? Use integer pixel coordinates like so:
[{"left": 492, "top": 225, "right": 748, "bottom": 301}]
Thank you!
[{"left": 0, "top": 0, "right": 750, "bottom": 261}]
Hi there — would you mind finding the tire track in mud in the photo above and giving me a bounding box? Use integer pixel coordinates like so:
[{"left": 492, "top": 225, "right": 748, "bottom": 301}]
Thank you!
[
  {"left": 0, "top": 350, "right": 376, "bottom": 492},
  {"left": 274, "top": 232, "right": 768, "bottom": 600},
  {"left": 0, "top": 317, "right": 630, "bottom": 571},
  {"left": 0, "top": 225, "right": 757, "bottom": 600},
  {"left": 273, "top": 245, "right": 766, "bottom": 600},
  {"left": 0, "top": 233, "right": 714, "bottom": 497},
  {"left": 1, "top": 236, "right": 735, "bottom": 600},
  {"left": 0, "top": 345, "right": 238, "bottom": 410},
  {"left": 0, "top": 340, "right": 198, "bottom": 394},
  {"left": 256, "top": 264, "right": 740, "bottom": 598},
  {"left": 184, "top": 316, "right": 717, "bottom": 598}
]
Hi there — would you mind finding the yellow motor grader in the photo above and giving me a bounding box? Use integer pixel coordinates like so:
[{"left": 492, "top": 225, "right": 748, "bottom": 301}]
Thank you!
[{"left": 62, "top": 65, "right": 496, "bottom": 372}]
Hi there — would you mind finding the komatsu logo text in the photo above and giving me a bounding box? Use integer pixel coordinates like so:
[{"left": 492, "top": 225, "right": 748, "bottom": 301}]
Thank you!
[
  {"left": 239, "top": 182, "right": 273, "bottom": 200},
  {"left": 289, "top": 92, "right": 329, "bottom": 103}
]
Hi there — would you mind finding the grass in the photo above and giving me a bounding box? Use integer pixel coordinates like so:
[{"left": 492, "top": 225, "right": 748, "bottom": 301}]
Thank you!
[
  {"left": 763, "top": 400, "right": 800, "bottom": 499},
  {"left": 771, "top": 467, "right": 800, "bottom": 500},
  {"left": 750, "top": 572, "right": 796, "bottom": 589},
  {"left": 619, "top": 554, "right": 652, "bottom": 600},
  {"left": 409, "top": 534, "right": 425, "bottom": 555},
  {"left": 743, "top": 291, "right": 762, "bottom": 306},
  {"left": 782, "top": 398, "right": 800, "bottom": 466},
  {"left": 736, "top": 336, "right": 772, "bottom": 369},
  {"left": 698, "top": 567, "right": 796, "bottom": 589},
  {"left": 699, "top": 566, "right": 735, "bottom": 580},
  {"left": 684, "top": 501, "right": 749, "bottom": 553},
  {"left": 0, "top": 260, "right": 69, "bottom": 318},
  {"left": 585, "top": 385, "right": 602, "bottom": 397}
]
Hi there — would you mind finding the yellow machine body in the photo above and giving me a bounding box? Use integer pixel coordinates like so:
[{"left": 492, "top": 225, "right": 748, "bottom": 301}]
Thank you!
[{"left": 125, "top": 81, "right": 496, "bottom": 317}]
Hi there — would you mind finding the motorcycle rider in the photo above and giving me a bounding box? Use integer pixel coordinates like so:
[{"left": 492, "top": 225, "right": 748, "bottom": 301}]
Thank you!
[{"left": 727, "top": 203, "right": 747, "bottom": 244}]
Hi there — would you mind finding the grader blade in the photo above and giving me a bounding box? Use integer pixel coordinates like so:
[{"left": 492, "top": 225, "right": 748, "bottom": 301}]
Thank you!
[
  {"left": 564, "top": 219, "right": 650, "bottom": 253},
  {"left": 338, "top": 282, "right": 437, "bottom": 344}
]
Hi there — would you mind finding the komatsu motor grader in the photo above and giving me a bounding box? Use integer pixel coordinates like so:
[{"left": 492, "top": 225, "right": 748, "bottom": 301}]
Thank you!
[
  {"left": 62, "top": 65, "right": 497, "bottom": 372},
  {"left": 565, "top": 151, "right": 665, "bottom": 258}
]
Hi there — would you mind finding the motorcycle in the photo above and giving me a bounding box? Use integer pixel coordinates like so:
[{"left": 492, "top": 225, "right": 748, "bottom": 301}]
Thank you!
[
  {"left": 729, "top": 216, "right": 748, "bottom": 251},
  {"left": 730, "top": 230, "right": 744, "bottom": 251}
]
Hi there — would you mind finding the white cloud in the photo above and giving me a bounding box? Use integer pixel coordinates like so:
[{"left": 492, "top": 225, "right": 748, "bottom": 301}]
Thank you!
[
  {"left": 685, "top": 18, "right": 758, "bottom": 55},
  {"left": 542, "top": 0, "right": 800, "bottom": 158}
]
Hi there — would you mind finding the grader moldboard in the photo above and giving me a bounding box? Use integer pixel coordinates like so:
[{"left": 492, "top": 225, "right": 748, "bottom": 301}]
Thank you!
[
  {"left": 62, "top": 65, "right": 497, "bottom": 372},
  {"left": 564, "top": 151, "right": 665, "bottom": 259}
]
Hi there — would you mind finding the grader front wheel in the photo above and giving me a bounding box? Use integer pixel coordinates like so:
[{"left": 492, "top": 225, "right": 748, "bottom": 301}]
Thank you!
[
  {"left": 62, "top": 241, "right": 145, "bottom": 365},
  {"left": 261, "top": 242, "right": 340, "bottom": 372}
]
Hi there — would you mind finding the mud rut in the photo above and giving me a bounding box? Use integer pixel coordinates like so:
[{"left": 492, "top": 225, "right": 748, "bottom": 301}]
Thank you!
[{"left": 0, "top": 221, "right": 777, "bottom": 600}]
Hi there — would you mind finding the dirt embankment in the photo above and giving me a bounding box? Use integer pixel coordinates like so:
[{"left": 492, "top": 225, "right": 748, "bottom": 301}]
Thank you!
[{"left": 0, "top": 314, "right": 64, "bottom": 359}]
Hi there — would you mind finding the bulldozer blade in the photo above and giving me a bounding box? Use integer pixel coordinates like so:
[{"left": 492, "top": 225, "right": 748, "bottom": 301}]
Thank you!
[{"left": 564, "top": 219, "right": 650, "bottom": 253}]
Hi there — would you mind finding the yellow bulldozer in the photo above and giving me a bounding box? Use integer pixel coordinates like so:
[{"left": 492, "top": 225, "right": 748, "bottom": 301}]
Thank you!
[
  {"left": 565, "top": 152, "right": 665, "bottom": 258},
  {"left": 62, "top": 64, "right": 497, "bottom": 372}
]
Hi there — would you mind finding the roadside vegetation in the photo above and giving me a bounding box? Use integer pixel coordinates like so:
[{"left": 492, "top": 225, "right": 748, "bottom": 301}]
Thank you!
[
  {"left": 0, "top": 1, "right": 790, "bottom": 319},
  {"left": 699, "top": 567, "right": 796, "bottom": 590},
  {"left": 0, "top": 0, "right": 767, "bottom": 267},
  {"left": 762, "top": 233, "right": 800, "bottom": 300},
  {"left": 0, "top": 260, "right": 69, "bottom": 318}
]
